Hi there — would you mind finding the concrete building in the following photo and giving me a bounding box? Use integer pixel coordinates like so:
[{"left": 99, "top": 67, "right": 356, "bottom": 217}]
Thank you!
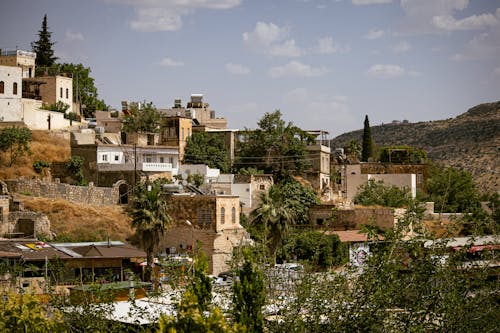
[
  {"left": 160, "top": 115, "right": 192, "bottom": 161},
  {"left": 0, "top": 65, "right": 22, "bottom": 122},
  {"left": 162, "top": 193, "right": 249, "bottom": 275},
  {"left": 159, "top": 94, "right": 228, "bottom": 129},
  {"left": 0, "top": 50, "right": 36, "bottom": 78},
  {"left": 30, "top": 74, "right": 73, "bottom": 114},
  {"left": 304, "top": 130, "right": 331, "bottom": 197}
]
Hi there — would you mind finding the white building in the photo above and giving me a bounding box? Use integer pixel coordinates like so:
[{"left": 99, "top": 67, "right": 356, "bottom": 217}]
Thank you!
[{"left": 0, "top": 65, "right": 22, "bottom": 122}]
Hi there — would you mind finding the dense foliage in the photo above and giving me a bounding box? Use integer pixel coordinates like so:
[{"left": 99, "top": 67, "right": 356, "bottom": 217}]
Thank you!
[
  {"left": 279, "top": 231, "right": 347, "bottom": 269},
  {"left": 379, "top": 145, "right": 427, "bottom": 164},
  {"left": 122, "top": 102, "right": 160, "bottom": 134},
  {"left": 0, "top": 126, "right": 32, "bottom": 166},
  {"left": 235, "top": 110, "right": 314, "bottom": 181},
  {"left": 425, "top": 164, "right": 480, "bottom": 213},
  {"left": 361, "top": 115, "right": 374, "bottom": 162},
  {"left": 354, "top": 180, "right": 413, "bottom": 208},
  {"left": 66, "top": 155, "right": 86, "bottom": 185},
  {"left": 31, "top": 14, "right": 58, "bottom": 68},
  {"left": 183, "top": 132, "right": 231, "bottom": 173},
  {"left": 129, "top": 181, "right": 172, "bottom": 281}
]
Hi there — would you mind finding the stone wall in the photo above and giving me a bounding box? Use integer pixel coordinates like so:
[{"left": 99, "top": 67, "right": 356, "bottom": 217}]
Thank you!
[
  {"left": 309, "top": 205, "right": 395, "bottom": 231},
  {"left": 4, "top": 178, "right": 120, "bottom": 206}
]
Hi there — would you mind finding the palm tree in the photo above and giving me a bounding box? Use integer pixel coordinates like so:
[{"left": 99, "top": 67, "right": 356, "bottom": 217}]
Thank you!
[
  {"left": 130, "top": 181, "right": 172, "bottom": 282},
  {"left": 251, "top": 186, "right": 296, "bottom": 264}
]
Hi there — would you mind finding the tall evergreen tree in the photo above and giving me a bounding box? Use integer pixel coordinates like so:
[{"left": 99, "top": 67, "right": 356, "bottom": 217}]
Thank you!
[
  {"left": 361, "top": 115, "right": 374, "bottom": 162},
  {"left": 31, "top": 14, "right": 58, "bottom": 68}
]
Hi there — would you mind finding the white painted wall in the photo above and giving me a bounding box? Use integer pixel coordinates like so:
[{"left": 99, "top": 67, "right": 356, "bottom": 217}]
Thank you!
[{"left": 0, "top": 65, "right": 22, "bottom": 121}]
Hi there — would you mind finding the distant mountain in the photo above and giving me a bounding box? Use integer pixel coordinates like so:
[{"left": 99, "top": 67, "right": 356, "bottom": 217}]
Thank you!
[{"left": 330, "top": 101, "right": 500, "bottom": 194}]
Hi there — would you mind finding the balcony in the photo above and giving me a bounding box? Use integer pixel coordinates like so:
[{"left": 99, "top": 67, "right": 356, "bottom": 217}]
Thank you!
[{"left": 142, "top": 162, "right": 173, "bottom": 172}]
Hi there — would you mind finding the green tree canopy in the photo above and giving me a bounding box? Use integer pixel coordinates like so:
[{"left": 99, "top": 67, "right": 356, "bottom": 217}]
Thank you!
[
  {"left": 232, "top": 248, "right": 266, "bottom": 332},
  {"left": 379, "top": 146, "right": 427, "bottom": 164},
  {"left": 54, "top": 63, "right": 107, "bottom": 117},
  {"left": 235, "top": 110, "right": 314, "bottom": 181},
  {"left": 122, "top": 102, "right": 160, "bottom": 134},
  {"left": 354, "top": 180, "right": 413, "bottom": 208},
  {"left": 361, "top": 115, "right": 375, "bottom": 162},
  {"left": 31, "top": 14, "right": 57, "bottom": 68},
  {"left": 129, "top": 181, "right": 172, "bottom": 281},
  {"left": 425, "top": 164, "right": 480, "bottom": 213},
  {"left": 0, "top": 127, "right": 32, "bottom": 166},
  {"left": 183, "top": 132, "right": 231, "bottom": 173}
]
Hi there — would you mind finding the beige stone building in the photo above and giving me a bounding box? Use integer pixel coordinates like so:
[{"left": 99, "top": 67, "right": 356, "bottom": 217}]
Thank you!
[
  {"left": 160, "top": 115, "right": 193, "bottom": 161},
  {"left": 162, "top": 193, "right": 249, "bottom": 275},
  {"left": 0, "top": 65, "right": 22, "bottom": 121},
  {"left": 30, "top": 74, "right": 73, "bottom": 114},
  {"left": 0, "top": 50, "right": 36, "bottom": 78}
]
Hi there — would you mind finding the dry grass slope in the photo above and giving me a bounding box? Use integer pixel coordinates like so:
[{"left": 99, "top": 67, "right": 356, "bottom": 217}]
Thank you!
[{"left": 19, "top": 195, "right": 133, "bottom": 242}]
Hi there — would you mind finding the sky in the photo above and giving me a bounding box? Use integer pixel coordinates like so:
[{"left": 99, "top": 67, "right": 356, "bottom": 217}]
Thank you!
[{"left": 1, "top": 0, "right": 499, "bottom": 137}]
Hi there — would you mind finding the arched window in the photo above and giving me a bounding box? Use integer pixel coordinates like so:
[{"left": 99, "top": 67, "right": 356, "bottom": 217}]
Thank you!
[
  {"left": 13, "top": 82, "right": 18, "bottom": 95},
  {"left": 232, "top": 207, "right": 236, "bottom": 224},
  {"left": 0, "top": 81, "right": 4, "bottom": 94},
  {"left": 221, "top": 207, "right": 225, "bottom": 224}
]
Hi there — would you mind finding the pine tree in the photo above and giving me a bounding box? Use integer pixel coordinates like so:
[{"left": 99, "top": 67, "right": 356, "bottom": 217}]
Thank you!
[
  {"left": 361, "top": 115, "right": 374, "bottom": 162},
  {"left": 31, "top": 14, "right": 58, "bottom": 68}
]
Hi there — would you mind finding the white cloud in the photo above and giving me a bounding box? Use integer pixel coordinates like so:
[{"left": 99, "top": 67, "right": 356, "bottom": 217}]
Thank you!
[
  {"left": 311, "top": 36, "right": 349, "bottom": 54},
  {"left": 352, "top": 0, "right": 392, "bottom": 5},
  {"left": 366, "top": 64, "right": 421, "bottom": 78},
  {"left": 243, "top": 22, "right": 301, "bottom": 57},
  {"left": 433, "top": 13, "right": 499, "bottom": 31},
  {"left": 157, "top": 57, "right": 184, "bottom": 67},
  {"left": 391, "top": 41, "right": 412, "bottom": 53},
  {"left": 283, "top": 88, "right": 309, "bottom": 103},
  {"left": 364, "top": 29, "right": 385, "bottom": 39},
  {"left": 110, "top": 0, "right": 241, "bottom": 32},
  {"left": 451, "top": 29, "right": 500, "bottom": 61},
  {"left": 225, "top": 62, "right": 250, "bottom": 75},
  {"left": 269, "top": 61, "right": 329, "bottom": 78},
  {"left": 65, "top": 30, "right": 84, "bottom": 41}
]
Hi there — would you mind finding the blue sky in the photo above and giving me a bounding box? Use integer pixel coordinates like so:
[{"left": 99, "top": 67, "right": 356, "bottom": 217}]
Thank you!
[{"left": 1, "top": 0, "right": 499, "bottom": 136}]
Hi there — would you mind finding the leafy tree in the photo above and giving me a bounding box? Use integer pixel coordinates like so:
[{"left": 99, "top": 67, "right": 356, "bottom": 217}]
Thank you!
[
  {"left": 425, "top": 164, "right": 480, "bottom": 213},
  {"left": 251, "top": 186, "right": 297, "bottom": 262},
  {"left": 235, "top": 110, "right": 314, "bottom": 181},
  {"left": 280, "top": 231, "right": 346, "bottom": 269},
  {"left": 379, "top": 145, "right": 427, "bottom": 164},
  {"left": 277, "top": 179, "right": 319, "bottom": 225},
  {"left": 40, "top": 100, "right": 69, "bottom": 113},
  {"left": 54, "top": 63, "right": 107, "bottom": 117},
  {"left": 31, "top": 14, "right": 57, "bottom": 68},
  {"left": 354, "top": 180, "right": 412, "bottom": 208},
  {"left": 232, "top": 248, "right": 266, "bottom": 332},
  {"left": 66, "top": 155, "right": 86, "bottom": 185},
  {"left": 129, "top": 181, "right": 172, "bottom": 281},
  {"left": 345, "top": 139, "right": 361, "bottom": 162},
  {"left": 122, "top": 102, "right": 160, "bottom": 133},
  {"left": 33, "top": 160, "right": 50, "bottom": 174},
  {"left": 0, "top": 127, "right": 32, "bottom": 166},
  {"left": 361, "top": 115, "right": 374, "bottom": 162},
  {"left": 159, "top": 290, "right": 243, "bottom": 333},
  {"left": 0, "top": 292, "right": 66, "bottom": 332},
  {"left": 183, "top": 132, "right": 231, "bottom": 173},
  {"left": 188, "top": 251, "right": 213, "bottom": 313}
]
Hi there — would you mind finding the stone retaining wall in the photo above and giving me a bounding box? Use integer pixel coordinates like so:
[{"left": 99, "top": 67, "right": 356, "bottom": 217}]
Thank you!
[{"left": 4, "top": 178, "right": 120, "bottom": 206}]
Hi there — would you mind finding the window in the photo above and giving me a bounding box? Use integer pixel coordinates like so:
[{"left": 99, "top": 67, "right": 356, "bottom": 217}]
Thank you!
[
  {"left": 259, "top": 184, "right": 265, "bottom": 190},
  {"left": 114, "top": 155, "right": 119, "bottom": 161},
  {"left": 13, "top": 82, "right": 17, "bottom": 95},
  {"left": 232, "top": 207, "right": 236, "bottom": 224},
  {"left": 0, "top": 81, "right": 4, "bottom": 94},
  {"left": 159, "top": 157, "right": 164, "bottom": 163},
  {"left": 60, "top": 87, "right": 63, "bottom": 98},
  {"left": 221, "top": 207, "right": 225, "bottom": 224},
  {"left": 102, "top": 154, "right": 108, "bottom": 162},
  {"left": 66, "top": 88, "right": 69, "bottom": 99}
]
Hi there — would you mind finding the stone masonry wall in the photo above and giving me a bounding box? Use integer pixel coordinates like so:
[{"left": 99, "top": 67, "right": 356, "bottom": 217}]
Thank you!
[{"left": 4, "top": 178, "right": 119, "bottom": 206}]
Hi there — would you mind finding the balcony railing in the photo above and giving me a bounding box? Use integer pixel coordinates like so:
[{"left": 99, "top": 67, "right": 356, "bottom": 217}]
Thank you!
[{"left": 142, "top": 162, "right": 173, "bottom": 172}]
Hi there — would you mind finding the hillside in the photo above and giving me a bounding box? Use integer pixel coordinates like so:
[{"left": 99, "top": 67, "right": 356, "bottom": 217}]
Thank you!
[
  {"left": 330, "top": 101, "right": 500, "bottom": 194},
  {"left": 18, "top": 195, "right": 133, "bottom": 242}
]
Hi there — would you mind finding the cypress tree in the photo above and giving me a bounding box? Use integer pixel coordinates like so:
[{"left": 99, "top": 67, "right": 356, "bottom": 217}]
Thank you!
[
  {"left": 31, "top": 14, "right": 58, "bottom": 68},
  {"left": 361, "top": 115, "right": 374, "bottom": 162}
]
